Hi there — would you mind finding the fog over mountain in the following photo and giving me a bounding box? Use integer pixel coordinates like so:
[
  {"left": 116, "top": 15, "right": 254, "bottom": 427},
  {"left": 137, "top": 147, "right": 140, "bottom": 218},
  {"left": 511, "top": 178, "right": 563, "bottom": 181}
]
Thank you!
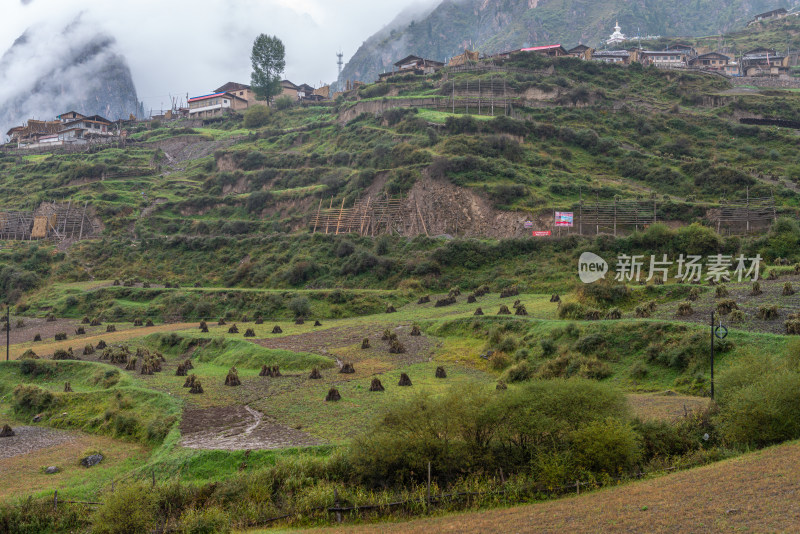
[{"left": 0, "top": 16, "right": 141, "bottom": 137}]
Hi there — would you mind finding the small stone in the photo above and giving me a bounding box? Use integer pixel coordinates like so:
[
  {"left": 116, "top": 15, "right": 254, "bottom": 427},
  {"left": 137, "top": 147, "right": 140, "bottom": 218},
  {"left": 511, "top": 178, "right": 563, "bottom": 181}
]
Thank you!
[
  {"left": 32, "top": 414, "right": 42, "bottom": 423},
  {"left": 80, "top": 454, "right": 104, "bottom": 468},
  {"left": 44, "top": 466, "right": 60, "bottom": 474}
]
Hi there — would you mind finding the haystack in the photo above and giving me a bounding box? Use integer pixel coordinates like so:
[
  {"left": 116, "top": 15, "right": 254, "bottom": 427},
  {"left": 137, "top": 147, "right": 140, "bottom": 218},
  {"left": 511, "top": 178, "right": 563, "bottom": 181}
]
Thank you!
[
  {"left": 90, "top": 318, "right": 101, "bottom": 326},
  {"left": 259, "top": 365, "right": 271, "bottom": 377},
  {"left": 218, "top": 319, "right": 226, "bottom": 326},
  {"left": 125, "top": 357, "right": 137, "bottom": 371},
  {"left": 435, "top": 366, "right": 447, "bottom": 379},
  {"left": 381, "top": 329, "right": 393, "bottom": 341},
  {"left": 106, "top": 325, "right": 116, "bottom": 333},
  {"left": 389, "top": 339, "right": 406, "bottom": 354},
  {"left": 467, "top": 295, "right": 477, "bottom": 303},
  {"left": 81, "top": 316, "right": 91, "bottom": 324},
  {"left": 225, "top": 367, "right": 241, "bottom": 386},
  {"left": 64, "top": 382, "right": 73, "bottom": 392},
  {"left": 183, "top": 374, "right": 197, "bottom": 388},
  {"left": 515, "top": 305, "right": 528, "bottom": 316},
  {"left": 255, "top": 316, "right": 264, "bottom": 324},
  {"left": 435, "top": 296, "right": 456, "bottom": 307},
  {"left": 240, "top": 315, "right": 249, "bottom": 323},
  {"left": 140, "top": 361, "right": 154, "bottom": 375},
  {"left": 20, "top": 349, "right": 38, "bottom": 360},
  {"left": 75, "top": 327, "right": 86, "bottom": 335},
  {"left": 0, "top": 425, "right": 14, "bottom": 438},
  {"left": 200, "top": 324, "right": 209, "bottom": 333},
  {"left": 550, "top": 294, "right": 561, "bottom": 303},
  {"left": 474, "top": 308, "right": 484, "bottom": 316},
  {"left": 361, "top": 338, "right": 370, "bottom": 349},
  {"left": 325, "top": 388, "right": 341, "bottom": 402},
  {"left": 271, "top": 366, "right": 281, "bottom": 377},
  {"left": 46, "top": 314, "right": 56, "bottom": 322},
  {"left": 96, "top": 340, "right": 107, "bottom": 350},
  {"left": 83, "top": 344, "right": 94, "bottom": 356},
  {"left": 309, "top": 368, "right": 322, "bottom": 379},
  {"left": 500, "top": 286, "right": 519, "bottom": 298},
  {"left": 369, "top": 378, "right": 385, "bottom": 392},
  {"left": 497, "top": 305, "right": 511, "bottom": 315},
  {"left": 228, "top": 324, "right": 239, "bottom": 334},
  {"left": 145, "top": 320, "right": 154, "bottom": 327},
  {"left": 513, "top": 299, "right": 521, "bottom": 308},
  {"left": 496, "top": 381, "right": 508, "bottom": 390},
  {"left": 314, "top": 320, "right": 322, "bottom": 327},
  {"left": 54, "top": 332, "right": 67, "bottom": 341},
  {"left": 417, "top": 296, "right": 430, "bottom": 304},
  {"left": 340, "top": 363, "right": 355, "bottom": 374},
  {"left": 190, "top": 380, "right": 204, "bottom": 394},
  {"left": 176, "top": 362, "right": 188, "bottom": 376},
  {"left": 244, "top": 328, "right": 256, "bottom": 337},
  {"left": 410, "top": 325, "right": 421, "bottom": 336},
  {"left": 199, "top": 320, "right": 207, "bottom": 331},
  {"left": 784, "top": 282, "right": 796, "bottom": 296},
  {"left": 295, "top": 318, "right": 305, "bottom": 325},
  {"left": 33, "top": 334, "right": 42, "bottom": 342},
  {"left": 386, "top": 305, "right": 397, "bottom": 314},
  {"left": 272, "top": 326, "right": 283, "bottom": 334},
  {"left": 184, "top": 359, "right": 193, "bottom": 370},
  {"left": 398, "top": 373, "right": 412, "bottom": 386},
  {"left": 133, "top": 318, "right": 143, "bottom": 327}
]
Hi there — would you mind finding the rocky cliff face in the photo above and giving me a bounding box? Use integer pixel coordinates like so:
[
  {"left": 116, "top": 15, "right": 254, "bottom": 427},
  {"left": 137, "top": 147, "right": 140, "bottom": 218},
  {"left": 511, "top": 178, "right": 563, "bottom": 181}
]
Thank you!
[
  {"left": 339, "top": 0, "right": 799, "bottom": 85},
  {"left": 0, "top": 17, "right": 142, "bottom": 138}
]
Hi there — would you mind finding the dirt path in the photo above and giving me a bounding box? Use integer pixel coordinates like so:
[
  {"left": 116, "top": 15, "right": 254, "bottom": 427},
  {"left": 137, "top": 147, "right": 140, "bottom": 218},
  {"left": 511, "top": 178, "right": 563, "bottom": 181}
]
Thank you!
[
  {"left": 298, "top": 442, "right": 800, "bottom": 534},
  {"left": 0, "top": 426, "right": 77, "bottom": 460},
  {"left": 180, "top": 405, "right": 321, "bottom": 450}
]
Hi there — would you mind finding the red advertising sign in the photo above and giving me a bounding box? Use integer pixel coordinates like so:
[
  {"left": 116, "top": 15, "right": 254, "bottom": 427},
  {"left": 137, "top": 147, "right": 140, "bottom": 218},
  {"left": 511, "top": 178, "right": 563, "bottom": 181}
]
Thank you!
[{"left": 532, "top": 231, "right": 552, "bottom": 237}]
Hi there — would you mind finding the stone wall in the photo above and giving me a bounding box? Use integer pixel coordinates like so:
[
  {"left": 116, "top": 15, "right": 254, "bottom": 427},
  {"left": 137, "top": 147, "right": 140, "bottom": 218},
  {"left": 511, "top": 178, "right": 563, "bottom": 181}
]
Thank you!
[{"left": 731, "top": 77, "right": 800, "bottom": 89}]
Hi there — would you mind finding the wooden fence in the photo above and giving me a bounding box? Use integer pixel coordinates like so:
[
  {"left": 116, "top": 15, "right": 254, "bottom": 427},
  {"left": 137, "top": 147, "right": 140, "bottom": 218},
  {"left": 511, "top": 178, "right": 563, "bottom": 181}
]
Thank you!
[{"left": 0, "top": 201, "right": 95, "bottom": 241}]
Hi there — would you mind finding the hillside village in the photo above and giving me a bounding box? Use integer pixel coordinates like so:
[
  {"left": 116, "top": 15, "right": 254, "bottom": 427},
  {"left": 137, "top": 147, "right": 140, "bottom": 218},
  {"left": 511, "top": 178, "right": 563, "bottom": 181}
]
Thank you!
[{"left": 5, "top": 8, "right": 800, "bottom": 151}]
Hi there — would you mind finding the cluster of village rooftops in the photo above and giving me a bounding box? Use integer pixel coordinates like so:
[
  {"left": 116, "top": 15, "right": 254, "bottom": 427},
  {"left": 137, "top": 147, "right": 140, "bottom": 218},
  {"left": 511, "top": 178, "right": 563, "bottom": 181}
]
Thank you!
[{"left": 4, "top": 9, "right": 795, "bottom": 149}]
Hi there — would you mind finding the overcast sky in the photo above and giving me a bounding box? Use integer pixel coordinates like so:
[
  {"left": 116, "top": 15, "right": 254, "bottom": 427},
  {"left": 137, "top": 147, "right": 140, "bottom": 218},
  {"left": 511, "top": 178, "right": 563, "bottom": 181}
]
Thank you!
[{"left": 2, "top": 0, "right": 433, "bottom": 112}]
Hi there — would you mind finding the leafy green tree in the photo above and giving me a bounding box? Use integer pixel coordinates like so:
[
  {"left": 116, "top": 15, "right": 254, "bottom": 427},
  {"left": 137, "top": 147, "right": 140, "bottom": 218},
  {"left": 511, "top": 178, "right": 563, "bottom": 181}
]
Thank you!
[{"left": 250, "top": 34, "right": 286, "bottom": 101}]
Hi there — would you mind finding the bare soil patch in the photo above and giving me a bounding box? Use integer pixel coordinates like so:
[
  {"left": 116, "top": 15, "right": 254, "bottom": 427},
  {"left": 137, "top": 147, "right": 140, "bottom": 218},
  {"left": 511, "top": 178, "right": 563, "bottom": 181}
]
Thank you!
[
  {"left": 628, "top": 393, "right": 710, "bottom": 422},
  {"left": 180, "top": 405, "right": 321, "bottom": 450},
  {"left": 0, "top": 426, "right": 77, "bottom": 460}
]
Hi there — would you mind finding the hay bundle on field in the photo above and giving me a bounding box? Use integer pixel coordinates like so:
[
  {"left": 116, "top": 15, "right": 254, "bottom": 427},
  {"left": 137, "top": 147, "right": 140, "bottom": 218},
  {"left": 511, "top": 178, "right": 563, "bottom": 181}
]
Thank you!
[
  {"left": 635, "top": 306, "right": 650, "bottom": 318},
  {"left": 435, "top": 366, "right": 447, "bottom": 379},
  {"left": 751, "top": 282, "right": 762, "bottom": 296},
  {"left": 410, "top": 325, "right": 421, "bottom": 336},
  {"left": 53, "top": 348, "right": 77, "bottom": 360},
  {"left": 90, "top": 318, "right": 101, "bottom": 326},
  {"left": 96, "top": 340, "right": 107, "bottom": 350},
  {"left": 218, "top": 318, "right": 226, "bottom": 326},
  {"left": 271, "top": 366, "right": 281, "bottom": 377},
  {"left": 184, "top": 359, "right": 193, "bottom": 370},
  {"left": 513, "top": 299, "right": 521, "bottom": 308},
  {"left": 786, "top": 319, "right": 800, "bottom": 335},
  {"left": 435, "top": 296, "right": 456, "bottom": 307},
  {"left": 500, "top": 286, "right": 519, "bottom": 298},
  {"left": 314, "top": 320, "right": 322, "bottom": 327},
  {"left": 20, "top": 349, "right": 38, "bottom": 360},
  {"left": 113, "top": 280, "right": 121, "bottom": 286},
  {"left": 272, "top": 325, "right": 283, "bottom": 334},
  {"left": 108, "top": 347, "right": 129, "bottom": 364},
  {"left": 142, "top": 282, "right": 151, "bottom": 288},
  {"left": 496, "top": 381, "right": 507, "bottom": 390},
  {"left": 295, "top": 318, "right": 305, "bottom": 325},
  {"left": 54, "top": 332, "right": 67, "bottom": 341},
  {"left": 474, "top": 285, "right": 490, "bottom": 297},
  {"left": 606, "top": 308, "right": 622, "bottom": 320},
  {"left": 309, "top": 368, "right": 322, "bottom": 379},
  {"left": 340, "top": 362, "right": 355, "bottom": 374},
  {"left": 757, "top": 305, "right": 779, "bottom": 321},
  {"left": 125, "top": 357, "right": 137, "bottom": 371},
  {"left": 33, "top": 333, "right": 41, "bottom": 342},
  {"left": 369, "top": 378, "right": 384, "bottom": 392},
  {"left": 64, "top": 382, "right": 72, "bottom": 392},
  {"left": 515, "top": 305, "right": 528, "bottom": 316},
  {"left": 325, "top": 388, "right": 341, "bottom": 402},
  {"left": 46, "top": 314, "right": 56, "bottom": 322},
  {"left": 81, "top": 316, "right": 90, "bottom": 324},
  {"left": 225, "top": 367, "right": 241, "bottom": 386},
  {"left": 75, "top": 327, "right": 85, "bottom": 335},
  {"left": 585, "top": 309, "right": 601, "bottom": 321},
  {"left": 497, "top": 305, "right": 511, "bottom": 315},
  {"left": 183, "top": 374, "right": 197, "bottom": 388},
  {"left": 386, "top": 305, "right": 397, "bottom": 313},
  {"left": 240, "top": 315, "right": 249, "bottom": 323},
  {"left": 715, "top": 285, "right": 729, "bottom": 298},
  {"left": 688, "top": 287, "right": 701, "bottom": 301},
  {"left": 361, "top": 338, "right": 370, "bottom": 349},
  {"left": 550, "top": 294, "right": 561, "bottom": 303},
  {"left": 133, "top": 318, "right": 143, "bottom": 327},
  {"left": 140, "top": 360, "right": 155, "bottom": 375},
  {"left": 381, "top": 329, "right": 393, "bottom": 341},
  {"left": 228, "top": 324, "right": 239, "bottom": 334},
  {"left": 14, "top": 319, "right": 23, "bottom": 329},
  {"left": 467, "top": 295, "right": 477, "bottom": 303},
  {"left": 767, "top": 270, "right": 778, "bottom": 280},
  {"left": 0, "top": 425, "right": 14, "bottom": 437},
  {"left": 677, "top": 302, "right": 694, "bottom": 317},
  {"left": 255, "top": 316, "right": 264, "bottom": 324},
  {"left": 176, "top": 362, "right": 188, "bottom": 376},
  {"left": 194, "top": 282, "right": 202, "bottom": 288},
  {"left": 474, "top": 308, "right": 484, "bottom": 316},
  {"left": 784, "top": 282, "right": 796, "bottom": 296},
  {"left": 389, "top": 339, "right": 406, "bottom": 354},
  {"left": 190, "top": 380, "right": 204, "bottom": 394},
  {"left": 259, "top": 365, "right": 271, "bottom": 377},
  {"left": 145, "top": 320, "right": 154, "bottom": 327},
  {"left": 199, "top": 320, "right": 207, "bottom": 331},
  {"left": 449, "top": 287, "right": 461, "bottom": 297},
  {"left": 716, "top": 299, "right": 738, "bottom": 315},
  {"left": 244, "top": 328, "right": 256, "bottom": 337},
  {"left": 417, "top": 296, "right": 430, "bottom": 304},
  {"left": 106, "top": 325, "right": 116, "bottom": 333},
  {"left": 398, "top": 373, "right": 412, "bottom": 386}
]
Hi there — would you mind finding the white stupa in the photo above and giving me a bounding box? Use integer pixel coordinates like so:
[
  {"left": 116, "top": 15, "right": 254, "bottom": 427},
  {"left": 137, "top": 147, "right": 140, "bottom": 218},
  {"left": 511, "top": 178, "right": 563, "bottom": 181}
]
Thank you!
[{"left": 606, "top": 20, "right": 627, "bottom": 46}]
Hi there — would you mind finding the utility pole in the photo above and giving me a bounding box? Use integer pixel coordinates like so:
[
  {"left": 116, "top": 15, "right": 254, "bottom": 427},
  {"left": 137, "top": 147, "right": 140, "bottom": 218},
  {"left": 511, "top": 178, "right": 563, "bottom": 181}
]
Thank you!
[
  {"left": 6, "top": 304, "right": 9, "bottom": 362},
  {"left": 710, "top": 311, "right": 715, "bottom": 400}
]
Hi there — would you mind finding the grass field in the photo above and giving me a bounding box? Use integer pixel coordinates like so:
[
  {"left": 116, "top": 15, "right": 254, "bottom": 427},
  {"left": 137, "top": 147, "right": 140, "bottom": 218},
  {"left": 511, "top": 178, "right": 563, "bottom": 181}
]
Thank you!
[{"left": 288, "top": 440, "right": 800, "bottom": 534}]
